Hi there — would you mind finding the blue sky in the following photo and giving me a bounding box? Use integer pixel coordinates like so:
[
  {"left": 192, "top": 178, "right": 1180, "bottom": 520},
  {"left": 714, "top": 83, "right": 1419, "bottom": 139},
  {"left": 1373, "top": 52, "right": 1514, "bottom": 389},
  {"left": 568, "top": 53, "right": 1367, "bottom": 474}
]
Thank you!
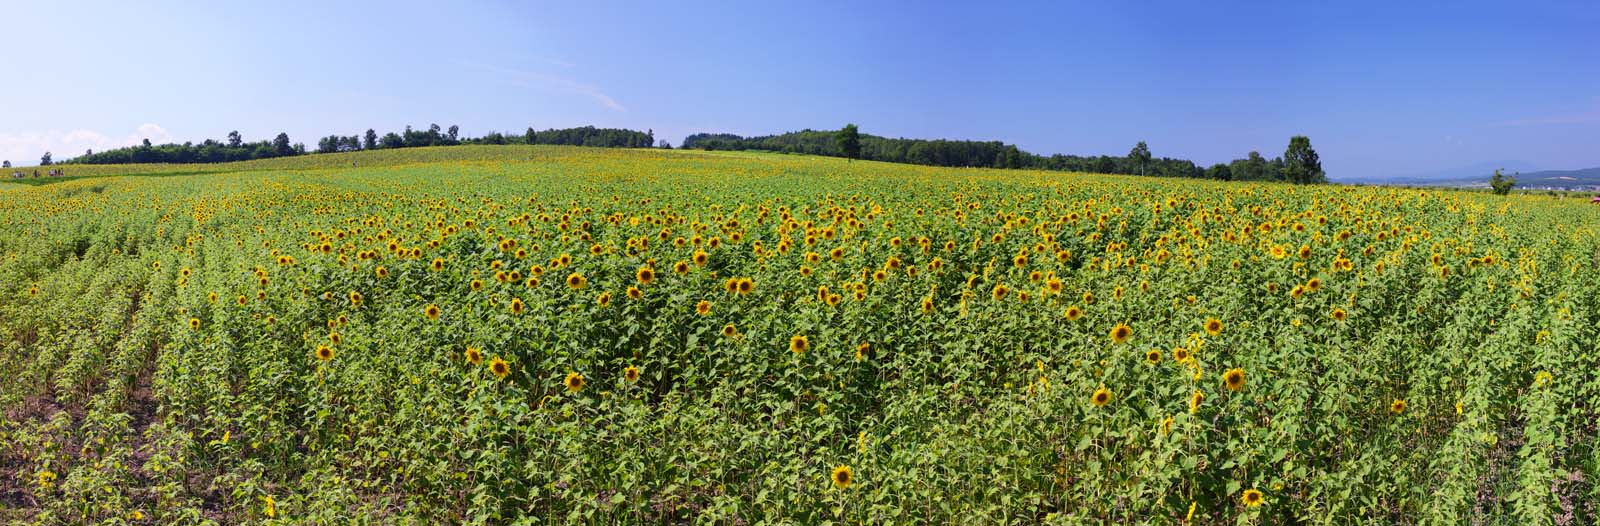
[{"left": 3, "top": 1, "right": 1597, "bottom": 179}]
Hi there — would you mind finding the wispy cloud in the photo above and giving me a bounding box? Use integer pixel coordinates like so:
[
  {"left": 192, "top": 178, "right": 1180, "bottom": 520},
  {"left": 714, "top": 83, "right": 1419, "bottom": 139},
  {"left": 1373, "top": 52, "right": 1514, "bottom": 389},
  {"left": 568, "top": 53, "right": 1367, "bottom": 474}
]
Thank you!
[
  {"left": 455, "top": 60, "right": 624, "bottom": 112},
  {"left": 532, "top": 56, "right": 577, "bottom": 69},
  {"left": 1489, "top": 98, "right": 1600, "bottom": 127},
  {"left": 0, "top": 124, "right": 172, "bottom": 166}
]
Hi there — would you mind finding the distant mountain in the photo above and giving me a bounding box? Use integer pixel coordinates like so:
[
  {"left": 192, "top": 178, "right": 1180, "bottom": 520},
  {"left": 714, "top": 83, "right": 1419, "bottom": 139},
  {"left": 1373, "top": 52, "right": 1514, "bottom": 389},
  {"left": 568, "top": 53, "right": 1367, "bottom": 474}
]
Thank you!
[
  {"left": 1344, "top": 160, "right": 1541, "bottom": 185},
  {"left": 1505, "top": 167, "right": 1600, "bottom": 191},
  {"left": 1369, "top": 165, "right": 1600, "bottom": 191}
]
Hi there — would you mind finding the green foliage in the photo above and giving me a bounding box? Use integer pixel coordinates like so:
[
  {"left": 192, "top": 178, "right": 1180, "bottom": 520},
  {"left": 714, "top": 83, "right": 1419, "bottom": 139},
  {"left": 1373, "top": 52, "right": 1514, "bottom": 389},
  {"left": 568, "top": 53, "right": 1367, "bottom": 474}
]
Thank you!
[
  {"left": 1490, "top": 168, "right": 1517, "bottom": 195},
  {"left": 68, "top": 125, "right": 655, "bottom": 166},
  {"left": 835, "top": 123, "right": 862, "bottom": 160},
  {"left": 2, "top": 146, "right": 1598, "bottom": 524},
  {"left": 1283, "top": 136, "right": 1325, "bottom": 184},
  {"left": 1129, "top": 141, "right": 1151, "bottom": 175}
]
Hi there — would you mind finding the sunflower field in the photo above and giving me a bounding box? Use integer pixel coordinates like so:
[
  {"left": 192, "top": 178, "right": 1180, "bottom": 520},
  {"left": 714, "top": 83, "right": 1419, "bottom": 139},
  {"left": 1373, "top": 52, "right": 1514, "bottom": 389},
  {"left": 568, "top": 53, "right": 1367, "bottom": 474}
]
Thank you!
[{"left": 3, "top": 145, "right": 1599, "bottom": 525}]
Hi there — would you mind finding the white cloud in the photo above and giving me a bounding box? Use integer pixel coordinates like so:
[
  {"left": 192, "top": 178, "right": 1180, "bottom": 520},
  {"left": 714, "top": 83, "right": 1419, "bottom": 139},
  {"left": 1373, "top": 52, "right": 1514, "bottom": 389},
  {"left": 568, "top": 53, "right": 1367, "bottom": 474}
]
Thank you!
[
  {"left": 0, "top": 124, "right": 172, "bottom": 166},
  {"left": 455, "top": 61, "right": 625, "bottom": 112}
]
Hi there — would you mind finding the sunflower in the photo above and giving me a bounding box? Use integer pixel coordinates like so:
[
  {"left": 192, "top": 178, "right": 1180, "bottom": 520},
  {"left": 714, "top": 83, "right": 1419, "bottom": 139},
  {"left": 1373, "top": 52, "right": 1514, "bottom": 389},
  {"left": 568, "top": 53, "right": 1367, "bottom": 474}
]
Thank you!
[
  {"left": 596, "top": 291, "right": 612, "bottom": 307},
  {"left": 1189, "top": 390, "right": 1205, "bottom": 413},
  {"left": 991, "top": 283, "right": 1009, "bottom": 301},
  {"left": 1204, "top": 318, "right": 1223, "bottom": 336},
  {"left": 1064, "top": 305, "right": 1084, "bottom": 321},
  {"left": 375, "top": 266, "right": 389, "bottom": 278},
  {"left": 1173, "top": 346, "right": 1191, "bottom": 363},
  {"left": 1045, "top": 278, "right": 1063, "bottom": 294},
  {"left": 921, "top": 296, "right": 935, "bottom": 314},
  {"left": 1289, "top": 285, "right": 1304, "bottom": 298},
  {"left": 510, "top": 298, "right": 525, "bottom": 315},
  {"left": 1305, "top": 277, "right": 1322, "bottom": 293},
  {"left": 488, "top": 357, "right": 510, "bottom": 379},
  {"left": 189, "top": 318, "right": 201, "bottom": 330},
  {"left": 564, "top": 372, "right": 585, "bottom": 392},
  {"left": 831, "top": 465, "right": 853, "bottom": 489},
  {"left": 1144, "top": 349, "right": 1162, "bottom": 365},
  {"left": 636, "top": 267, "right": 655, "bottom": 285},
  {"left": 721, "top": 323, "right": 738, "bottom": 338},
  {"left": 696, "top": 300, "right": 711, "bottom": 316},
  {"left": 692, "top": 250, "right": 709, "bottom": 266},
  {"left": 674, "top": 260, "right": 690, "bottom": 274},
  {"left": 1241, "top": 489, "right": 1264, "bottom": 507},
  {"left": 315, "top": 345, "right": 334, "bottom": 361},
  {"left": 431, "top": 258, "right": 444, "bottom": 272},
  {"left": 627, "top": 286, "right": 643, "bottom": 300},
  {"left": 464, "top": 347, "right": 482, "bottom": 365},
  {"left": 424, "top": 303, "right": 441, "bottom": 321},
  {"left": 623, "top": 365, "right": 640, "bottom": 383},
  {"left": 1109, "top": 323, "right": 1132, "bottom": 344},
  {"left": 790, "top": 334, "right": 810, "bottom": 354},
  {"left": 1090, "top": 386, "right": 1112, "bottom": 407},
  {"left": 724, "top": 278, "right": 740, "bottom": 294},
  {"left": 1390, "top": 399, "right": 1406, "bottom": 414},
  {"left": 566, "top": 273, "right": 587, "bottom": 289},
  {"left": 1223, "top": 368, "right": 1246, "bottom": 392},
  {"left": 349, "top": 290, "right": 363, "bottom": 306},
  {"left": 1082, "top": 291, "right": 1096, "bottom": 305},
  {"left": 1330, "top": 307, "right": 1347, "bottom": 321},
  {"left": 736, "top": 278, "right": 754, "bottom": 295},
  {"left": 470, "top": 279, "right": 484, "bottom": 291}
]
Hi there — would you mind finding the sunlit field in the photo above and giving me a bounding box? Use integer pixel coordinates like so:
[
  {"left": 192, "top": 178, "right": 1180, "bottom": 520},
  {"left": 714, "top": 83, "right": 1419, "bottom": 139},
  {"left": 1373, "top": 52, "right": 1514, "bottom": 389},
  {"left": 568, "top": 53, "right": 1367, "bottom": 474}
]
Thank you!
[{"left": 3, "top": 145, "right": 1598, "bottom": 525}]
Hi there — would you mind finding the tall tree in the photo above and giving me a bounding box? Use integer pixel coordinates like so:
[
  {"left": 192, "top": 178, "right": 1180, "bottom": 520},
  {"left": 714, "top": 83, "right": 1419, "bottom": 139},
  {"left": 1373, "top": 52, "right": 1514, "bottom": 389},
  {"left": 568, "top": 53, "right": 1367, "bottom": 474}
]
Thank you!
[
  {"left": 1129, "top": 141, "right": 1151, "bottom": 176},
  {"left": 272, "top": 133, "right": 293, "bottom": 157},
  {"left": 2, "top": 160, "right": 10, "bottom": 168},
  {"left": 835, "top": 124, "right": 861, "bottom": 162},
  {"left": 40, "top": 152, "right": 52, "bottom": 166},
  {"left": 524, "top": 127, "right": 537, "bottom": 145},
  {"left": 227, "top": 130, "right": 242, "bottom": 148},
  {"left": 364, "top": 129, "right": 378, "bottom": 150},
  {"left": 1282, "top": 136, "right": 1324, "bottom": 184},
  {"left": 447, "top": 125, "right": 459, "bottom": 143}
]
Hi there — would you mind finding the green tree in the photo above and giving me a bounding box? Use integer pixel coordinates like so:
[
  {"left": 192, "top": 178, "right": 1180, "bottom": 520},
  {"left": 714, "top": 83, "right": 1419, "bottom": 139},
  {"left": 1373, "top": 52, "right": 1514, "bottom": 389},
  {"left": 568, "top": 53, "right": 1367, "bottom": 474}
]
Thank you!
[
  {"left": 1206, "top": 163, "right": 1232, "bottom": 181},
  {"left": 227, "top": 130, "right": 242, "bottom": 148},
  {"left": 1489, "top": 168, "right": 1517, "bottom": 195},
  {"left": 524, "top": 127, "right": 537, "bottom": 145},
  {"left": 1129, "top": 141, "right": 1151, "bottom": 176},
  {"left": 1283, "top": 136, "right": 1325, "bottom": 184},
  {"left": 40, "top": 152, "right": 52, "bottom": 166},
  {"left": 272, "top": 133, "right": 293, "bottom": 157},
  {"left": 835, "top": 124, "right": 861, "bottom": 162},
  {"left": 364, "top": 129, "right": 378, "bottom": 150}
]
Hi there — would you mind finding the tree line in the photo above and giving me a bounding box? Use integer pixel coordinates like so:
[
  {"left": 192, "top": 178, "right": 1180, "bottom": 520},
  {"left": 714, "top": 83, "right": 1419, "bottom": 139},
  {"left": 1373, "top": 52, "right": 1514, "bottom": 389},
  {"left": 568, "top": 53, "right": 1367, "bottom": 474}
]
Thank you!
[
  {"left": 62, "top": 125, "right": 659, "bottom": 165},
  {"left": 689, "top": 126, "right": 1326, "bottom": 183}
]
